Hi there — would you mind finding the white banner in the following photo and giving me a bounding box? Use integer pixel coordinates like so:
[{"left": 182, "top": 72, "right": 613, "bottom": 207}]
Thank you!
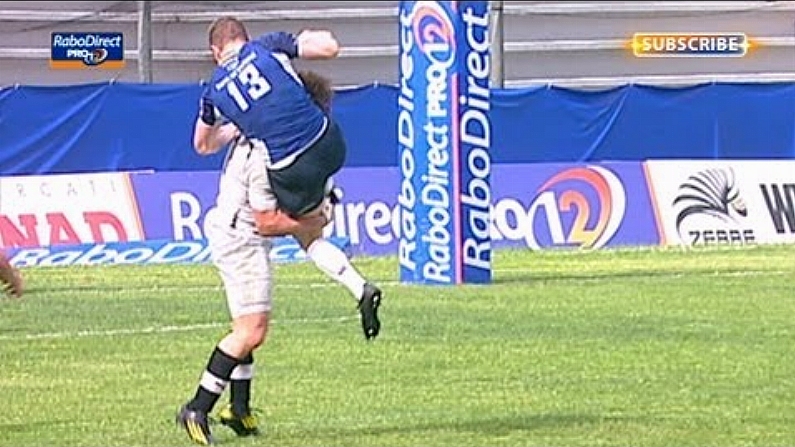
[
  {"left": 644, "top": 160, "right": 795, "bottom": 246},
  {"left": 0, "top": 173, "right": 144, "bottom": 248}
]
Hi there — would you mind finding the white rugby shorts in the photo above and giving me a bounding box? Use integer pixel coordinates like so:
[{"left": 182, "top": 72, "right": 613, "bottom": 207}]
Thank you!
[{"left": 204, "top": 208, "right": 274, "bottom": 319}]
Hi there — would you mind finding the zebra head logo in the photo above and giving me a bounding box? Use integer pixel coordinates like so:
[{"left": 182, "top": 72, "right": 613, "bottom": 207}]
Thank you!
[{"left": 673, "top": 168, "right": 747, "bottom": 235}]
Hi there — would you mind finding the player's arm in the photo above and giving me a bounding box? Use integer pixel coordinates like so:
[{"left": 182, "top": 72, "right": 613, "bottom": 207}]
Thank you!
[
  {"left": 193, "top": 86, "right": 239, "bottom": 155},
  {"left": 248, "top": 156, "right": 328, "bottom": 237},
  {"left": 194, "top": 121, "right": 239, "bottom": 155},
  {"left": 253, "top": 209, "right": 327, "bottom": 237},
  {"left": 256, "top": 30, "right": 339, "bottom": 60}
]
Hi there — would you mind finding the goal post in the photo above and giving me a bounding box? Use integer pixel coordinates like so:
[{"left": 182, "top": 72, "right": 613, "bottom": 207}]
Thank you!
[{"left": 397, "top": 1, "right": 493, "bottom": 285}]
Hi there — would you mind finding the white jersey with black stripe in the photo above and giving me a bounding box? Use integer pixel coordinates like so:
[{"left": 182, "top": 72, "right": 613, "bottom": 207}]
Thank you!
[{"left": 211, "top": 140, "right": 278, "bottom": 233}]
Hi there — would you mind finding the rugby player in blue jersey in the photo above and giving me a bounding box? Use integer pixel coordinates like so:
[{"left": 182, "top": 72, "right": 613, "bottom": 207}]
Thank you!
[{"left": 176, "top": 17, "right": 382, "bottom": 445}]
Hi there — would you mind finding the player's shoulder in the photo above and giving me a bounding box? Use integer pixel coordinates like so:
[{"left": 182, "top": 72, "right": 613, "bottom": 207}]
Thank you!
[
  {"left": 249, "top": 32, "right": 298, "bottom": 59},
  {"left": 241, "top": 40, "right": 267, "bottom": 57},
  {"left": 206, "top": 65, "right": 230, "bottom": 90}
]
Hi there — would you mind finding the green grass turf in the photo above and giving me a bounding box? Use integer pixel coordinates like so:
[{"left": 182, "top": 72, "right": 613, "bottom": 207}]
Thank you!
[{"left": 1, "top": 244, "right": 794, "bottom": 447}]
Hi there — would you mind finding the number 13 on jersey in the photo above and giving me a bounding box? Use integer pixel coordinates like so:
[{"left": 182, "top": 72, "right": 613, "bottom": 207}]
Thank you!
[{"left": 226, "top": 64, "right": 271, "bottom": 111}]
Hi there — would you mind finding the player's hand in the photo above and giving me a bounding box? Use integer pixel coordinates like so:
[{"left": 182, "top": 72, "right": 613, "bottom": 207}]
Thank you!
[
  {"left": 218, "top": 123, "right": 241, "bottom": 145},
  {"left": 254, "top": 209, "right": 327, "bottom": 237},
  {"left": 296, "top": 29, "right": 340, "bottom": 60}
]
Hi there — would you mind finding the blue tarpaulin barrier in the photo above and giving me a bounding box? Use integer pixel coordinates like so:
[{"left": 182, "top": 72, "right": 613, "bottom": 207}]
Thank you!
[{"left": 1, "top": 81, "right": 793, "bottom": 175}]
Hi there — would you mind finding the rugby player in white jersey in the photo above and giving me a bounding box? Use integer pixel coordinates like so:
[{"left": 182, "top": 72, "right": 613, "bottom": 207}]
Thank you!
[{"left": 176, "top": 17, "right": 383, "bottom": 445}]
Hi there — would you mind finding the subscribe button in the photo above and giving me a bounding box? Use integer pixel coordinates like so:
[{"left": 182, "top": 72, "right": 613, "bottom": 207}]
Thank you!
[{"left": 50, "top": 32, "right": 125, "bottom": 69}]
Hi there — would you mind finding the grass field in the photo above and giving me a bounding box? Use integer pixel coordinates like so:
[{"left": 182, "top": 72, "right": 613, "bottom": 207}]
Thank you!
[{"left": 1, "top": 244, "right": 794, "bottom": 447}]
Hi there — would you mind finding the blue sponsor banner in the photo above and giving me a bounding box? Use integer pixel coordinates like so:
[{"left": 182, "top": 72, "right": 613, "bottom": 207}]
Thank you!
[
  {"left": 50, "top": 32, "right": 125, "bottom": 69},
  {"left": 323, "top": 163, "right": 660, "bottom": 255},
  {"left": 129, "top": 171, "right": 219, "bottom": 242},
  {"left": 120, "top": 163, "right": 659, "bottom": 261},
  {"left": 6, "top": 237, "right": 351, "bottom": 268},
  {"left": 129, "top": 168, "right": 398, "bottom": 255},
  {"left": 491, "top": 163, "right": 658, "bottom": 249},
  {"left": 1, "top": 163, "right": 654, "bottom": 268},
  {"left": 397, "top": 1, "right": 492, "bottom": 285},
  {"left": 127, "top": 171, "right": 352, "bottom": 260}
]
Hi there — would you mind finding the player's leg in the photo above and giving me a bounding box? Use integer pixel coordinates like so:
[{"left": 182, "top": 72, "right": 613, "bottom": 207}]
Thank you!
[
  {"left": 215, "top": 232, "right": 272, "bottom": 437},
  {"left": 270, "top": 122, "right": 384, "bottom": 339},
  {"left": 177, "top": 214, "right": 271, "bottom": 444},
  {"left": 207, "top": 329, "right": 258, "bottom": 436},
  {"left": 177, "top": 313, "right": 268, "bottom": 444},
  {"left": 219, "top": 352, "right": 258, "bottom": 436},
  {"left": 293, "top": 206, "right": 382, "bottom": 340},
  {"left": 218, "top": 320, "right": 262, "bottom": 434}
]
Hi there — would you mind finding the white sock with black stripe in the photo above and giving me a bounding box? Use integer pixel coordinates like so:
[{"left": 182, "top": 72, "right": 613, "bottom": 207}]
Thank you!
[
  {"left": 307, "top": 238, "right": 367, "bottom": 301},
  {"left": 230, "top": 353, "right": 255, "bottom": 414},
  {"left": 188, "top": 346, "right": 240, "bottom": 413}
]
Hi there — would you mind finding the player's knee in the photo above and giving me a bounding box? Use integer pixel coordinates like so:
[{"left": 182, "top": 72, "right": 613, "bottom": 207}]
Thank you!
[
  {"left": 296, "top": 229, "right": 321, "bottom": 250},
  {"left": 244, "top": 329, "right": 267, "bottom": 351},
  {"left": 233, "top": 313, "right": 269, "bottom": 351}
]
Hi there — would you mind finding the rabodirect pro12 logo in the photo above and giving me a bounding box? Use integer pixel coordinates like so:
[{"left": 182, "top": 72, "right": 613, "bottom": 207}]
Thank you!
[
  {"left": 410, "top": 1, "right": 456, "bottom": 63},
  {"left": 50, "top": 32, "right": 124, "bottom": 69},
  {"left": 525, "top": 166, "right": 627, "bottom": 249}
]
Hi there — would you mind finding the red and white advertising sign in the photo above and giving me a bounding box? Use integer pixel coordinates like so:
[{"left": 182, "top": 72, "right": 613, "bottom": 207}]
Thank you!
[
  {"left": 0, "top": 173, "right": 145, "bottom": 248},
  {"left": 644, "top": 160, "right": 795, "bottom": 247}
]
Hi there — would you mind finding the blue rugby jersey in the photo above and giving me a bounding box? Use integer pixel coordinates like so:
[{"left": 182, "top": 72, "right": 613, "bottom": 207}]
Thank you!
[{"left": 204, "top": 32, "right": 327, "bottom": 168}]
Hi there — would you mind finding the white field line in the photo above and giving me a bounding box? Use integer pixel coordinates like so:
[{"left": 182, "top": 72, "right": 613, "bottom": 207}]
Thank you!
[
  {"left": 490, "top": 268, "right": 792, "bottom": 277},
  {"left": 4, "top": 268, "right": 787, "bottom": 341},
  {"left": 21, "top": 268, "right": 791, "bottom": 297},
  {"left": 0, "top": 315, "right": 357, "bottom": 342}
]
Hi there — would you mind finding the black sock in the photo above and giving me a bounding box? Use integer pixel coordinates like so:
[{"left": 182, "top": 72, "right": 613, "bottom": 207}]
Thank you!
[
  {"left": 230, "top": 353, "right": 254, "bottom": 415},
  {"left": 187, "top": 346, "right": 240, "bottom": 413}
]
